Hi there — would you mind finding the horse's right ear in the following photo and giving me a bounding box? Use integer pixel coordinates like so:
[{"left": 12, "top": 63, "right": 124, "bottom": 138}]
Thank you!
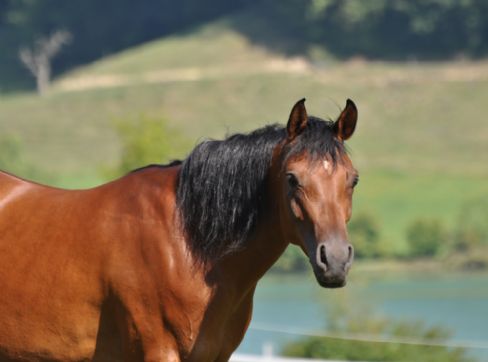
[
  {"left": 287, "top": 98, "right": 308, "bottom": 141},
  {"left": 333, "top": 99, "right": 357, "bottom": 141}
]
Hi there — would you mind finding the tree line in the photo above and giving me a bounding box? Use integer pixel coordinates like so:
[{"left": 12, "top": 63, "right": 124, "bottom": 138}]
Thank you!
[
  {"left": 261, "top": 0, "right": 488, "bottom": 59},
  {"left": 1, "top": 0, "right": 488, "bottom": 91}
]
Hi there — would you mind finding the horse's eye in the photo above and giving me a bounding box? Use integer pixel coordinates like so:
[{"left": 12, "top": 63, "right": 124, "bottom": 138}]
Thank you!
[
  {"left": 286, "top": 173, "right": 299, "bottom": 189},
  {"left": 352, "top": 175, "right": 359, "bottom": 188}
]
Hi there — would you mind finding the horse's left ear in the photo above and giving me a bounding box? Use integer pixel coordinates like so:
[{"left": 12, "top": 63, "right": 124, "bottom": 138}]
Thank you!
[
  {"left": 287, "top": 98, "right": 308, "bottom": 141},
  {"left": 333, "top": 99, "right": 357, "bottom": 141}
]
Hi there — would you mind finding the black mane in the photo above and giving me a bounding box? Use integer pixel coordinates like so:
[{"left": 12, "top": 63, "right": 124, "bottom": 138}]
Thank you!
[{"left": 176, "top": 117, "right": 345, "bottom": 262}]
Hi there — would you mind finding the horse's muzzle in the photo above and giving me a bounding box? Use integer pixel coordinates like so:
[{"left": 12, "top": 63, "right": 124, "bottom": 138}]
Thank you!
[{"left": 313, "top": 241, "right": 354, "bottom": 288}]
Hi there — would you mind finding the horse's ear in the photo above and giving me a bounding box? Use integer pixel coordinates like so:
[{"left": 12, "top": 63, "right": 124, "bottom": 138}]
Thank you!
[
  {"left": 287, "top": 98, "right": 308, "bottom": 141},
  {"left": 333, "top": 99, "right": 357, "bottom": 141}
]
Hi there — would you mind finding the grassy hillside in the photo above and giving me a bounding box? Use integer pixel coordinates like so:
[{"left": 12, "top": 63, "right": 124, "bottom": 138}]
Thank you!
[{"left": 0, "top": 19, "right": 487, "bottom": 253}]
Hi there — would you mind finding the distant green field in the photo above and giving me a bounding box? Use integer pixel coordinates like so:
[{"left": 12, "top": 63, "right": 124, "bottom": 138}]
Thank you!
[
  {"left": 0, "top": 20, "right": 486, "bottom": 251},
  {"left": 355, "top": 171, "right": 488, "bottom": 253}
]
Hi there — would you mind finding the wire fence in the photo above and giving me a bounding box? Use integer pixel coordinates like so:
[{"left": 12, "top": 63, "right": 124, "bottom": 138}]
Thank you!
[
  {"left": 248, "top": 323, "right": 488, "bottom": 350},
  {"left": 231, "top": 322, "right": 488, "bottom": 361},
  {"left": 230, "top": 354, "right": 365, "bottom": 362}
]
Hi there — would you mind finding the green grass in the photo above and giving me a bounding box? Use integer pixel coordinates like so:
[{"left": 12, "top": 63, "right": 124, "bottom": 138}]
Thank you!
[{"left": 0, "top": 16, "right": 487, "bottom": 250}]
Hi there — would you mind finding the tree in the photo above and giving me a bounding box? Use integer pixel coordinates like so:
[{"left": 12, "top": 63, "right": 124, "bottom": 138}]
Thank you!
[{"left": 19, "top": 30, "right": 72, "bottom": 95}]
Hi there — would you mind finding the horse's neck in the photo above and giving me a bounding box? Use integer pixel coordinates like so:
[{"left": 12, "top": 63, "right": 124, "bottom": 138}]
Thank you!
[
  {"left": 215, "top": 152, "right": 289, "bottom": 295},
  {"left": 214, "top": 202, "right": 288, "bottom": 296}
]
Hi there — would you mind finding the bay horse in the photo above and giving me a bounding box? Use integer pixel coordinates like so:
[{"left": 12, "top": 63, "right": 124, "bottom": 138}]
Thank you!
[{"left": 0, "top": 99, "right": 358, "bottom": 361}]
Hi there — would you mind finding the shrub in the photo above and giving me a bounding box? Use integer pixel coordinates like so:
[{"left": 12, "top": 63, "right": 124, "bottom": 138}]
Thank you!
[
  {"left": 406, "top": 218, "right": 449, "bottom": 258},
  {"left": 283, "top": 327, "right": 473, "bottom": 362},
  {"left": 348, "top": 212, "right": 383, "bottom": 259},
  {"left": 283, "top": 291, "right": 474, "bottom": 362},
  {"left": 272, "top": 245, "right": 308, "bottom": 274},
  {"left": 453, "top": 198, "right": 488, "bottom": 252},
  {"left": 105, "top": 114, "right": 188, "bottom": 178}
]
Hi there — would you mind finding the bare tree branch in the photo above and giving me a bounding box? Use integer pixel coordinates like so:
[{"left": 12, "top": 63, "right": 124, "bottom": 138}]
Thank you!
[
  {"left": 18, "top": 48, "right": 37, "bottom": 75},
  {"left": 18, "top": 30, "right": 72, "bottom": 95},
  {"left": 40, "top": 30, "right": 72, "bottom": 58}
]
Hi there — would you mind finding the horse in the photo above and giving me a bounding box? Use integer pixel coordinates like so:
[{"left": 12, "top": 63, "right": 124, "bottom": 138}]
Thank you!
[{"left": 0, "top": 98, "right": 358, "bottom": 361}]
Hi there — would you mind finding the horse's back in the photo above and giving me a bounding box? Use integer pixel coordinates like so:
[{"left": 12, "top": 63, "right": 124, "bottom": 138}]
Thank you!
[
  {"left": 0, "top": 172, "right": 108, "bottom": 360},
  {"left": 0, "top": 170, "right": 32, "bottom": 202},
  {"left": 0, "top": 167, "right": 179, "bottom": 361}
]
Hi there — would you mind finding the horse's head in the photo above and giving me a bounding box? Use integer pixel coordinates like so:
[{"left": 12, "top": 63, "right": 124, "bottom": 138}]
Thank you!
[{"left": 277, "top": 99, "right": 358, "bottom": 288}]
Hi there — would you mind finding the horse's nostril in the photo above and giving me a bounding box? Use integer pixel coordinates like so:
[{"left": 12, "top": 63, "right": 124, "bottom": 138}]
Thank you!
[
  {"left": 344, "top": 244, "right": 354, "bottom": 271},
  {"left": 347, "top": 245, "right": 353, "bottom": 260},
  {"left": 320, "top": 244, "right": 328, "bottom": 266}
]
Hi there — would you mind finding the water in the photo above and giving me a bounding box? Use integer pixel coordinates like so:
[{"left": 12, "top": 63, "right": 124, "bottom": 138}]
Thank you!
[{"left": 236, "top": 270, "right": 488, "bottom": 360}]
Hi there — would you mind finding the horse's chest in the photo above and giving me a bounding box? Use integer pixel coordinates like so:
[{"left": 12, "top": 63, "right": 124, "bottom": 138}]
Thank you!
[{"left": 180, "top": 289, "right": 255, "bottom": 361}]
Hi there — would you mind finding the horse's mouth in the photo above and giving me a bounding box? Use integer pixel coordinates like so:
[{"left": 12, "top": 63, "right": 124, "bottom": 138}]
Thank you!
[
  {"left": 312, "top": 265, "right": 348, "bottom": 288},
  {"left": 316, "top": 275, "right": 346, "bottom": 288}
]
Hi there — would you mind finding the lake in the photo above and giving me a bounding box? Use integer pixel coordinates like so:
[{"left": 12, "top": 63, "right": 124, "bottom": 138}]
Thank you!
[{"left": 236, "top": 269, "right": 488, "bottom": 361}]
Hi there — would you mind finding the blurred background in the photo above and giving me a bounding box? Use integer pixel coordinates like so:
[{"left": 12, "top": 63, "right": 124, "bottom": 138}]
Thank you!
[{"left": 1, "top": 1, "right": 487, "bottom": 361}]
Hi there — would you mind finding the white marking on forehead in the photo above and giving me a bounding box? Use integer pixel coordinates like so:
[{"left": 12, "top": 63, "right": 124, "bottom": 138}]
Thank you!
[{"left": 322, "top": 160, "right": 332, "bottom": 174}]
